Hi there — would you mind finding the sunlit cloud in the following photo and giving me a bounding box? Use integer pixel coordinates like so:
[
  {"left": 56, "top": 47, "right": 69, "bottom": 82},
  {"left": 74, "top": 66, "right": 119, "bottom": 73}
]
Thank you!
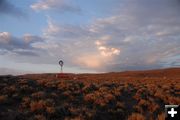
[{"left": 95, "top": 36, "right": 120, "bottom": 57}]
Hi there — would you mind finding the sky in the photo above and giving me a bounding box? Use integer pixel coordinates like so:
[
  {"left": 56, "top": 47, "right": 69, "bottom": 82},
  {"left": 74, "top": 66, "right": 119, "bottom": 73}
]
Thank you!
[{"left": 0, "top": 0, "right": 180, "bottom": 75}]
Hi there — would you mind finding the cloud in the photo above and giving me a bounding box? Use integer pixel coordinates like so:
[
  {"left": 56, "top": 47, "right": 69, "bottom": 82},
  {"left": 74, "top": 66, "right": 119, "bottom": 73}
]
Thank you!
[
  {"left": 31, "top": 0, "right": 81, "bottom": 13},
  {"left": 35, "top": 0, "right": 180, "bottom": 72},
  {"left": 0, "top": 32, "right": 43, "bottom": 56},
  {"left": 2, "top": 0, "right": 179, "bottom": 72},
  {"left": 43, "top": 19, "right": 89, "bottom": 39},
  {"left": 0, "top": 0, "right": 25, "bottom": 17},
  {"left": 95, "top": 36, "right": 120, "bottom": 57},
  {"left": 36, "top": 20, "right": 121, "bottom": 69}
]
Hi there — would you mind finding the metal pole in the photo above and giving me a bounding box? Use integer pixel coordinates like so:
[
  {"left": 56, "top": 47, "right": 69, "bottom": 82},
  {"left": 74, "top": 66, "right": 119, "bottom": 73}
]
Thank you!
[{"left": 61, "top": 66, "right": 63, "bottom": 73}]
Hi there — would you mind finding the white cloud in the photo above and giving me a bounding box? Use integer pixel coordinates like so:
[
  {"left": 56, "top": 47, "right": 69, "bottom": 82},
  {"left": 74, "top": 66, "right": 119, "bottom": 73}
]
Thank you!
[
  {"left": 31, "top": 0, "right": 81, "bottom": 13},
  {"left": 43, "top": 19, "right": 60, "bottom": 39},
  {"left": 0, "top": 32, "right": 11, "bottom": 43}
]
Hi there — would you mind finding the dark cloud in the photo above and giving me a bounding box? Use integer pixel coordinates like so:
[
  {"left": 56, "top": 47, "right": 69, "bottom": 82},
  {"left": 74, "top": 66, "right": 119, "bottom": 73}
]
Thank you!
[
  {"left": 0, "top": 0, "right": 25, "bottom": 17},
  {"left": 0, "top": 32, "right": 42, "bottom": 56}
]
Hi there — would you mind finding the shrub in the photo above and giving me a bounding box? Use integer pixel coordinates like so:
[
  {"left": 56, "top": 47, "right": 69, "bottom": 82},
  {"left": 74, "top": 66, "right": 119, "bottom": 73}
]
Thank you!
[
  {"left": 94, "top": 98, "right": 107, "bottom": 107},
  {"left": 46, "top": 106, "right": 55, "bottom": 114},
  {"left": 22, "top": 96, "right": 30, "bottom": 108},
  {"left": 104, "top": 93, "right": 116, "bottom": 102},
  {"left": 8, "top": 85, "right": 17, "bottom": 93},
  {"left": 30, "top": 100, "right": 46, "bottom": 112},
  {"left": 116, "top": 101, "right": 125, "bottom": 108},
  {"left": 82, "top": 84, "right": 98, "bottom": 93},
  {"left": 32, "top": 91, "right": 45, "bottom": 98},
  {"left": 99, "top": 86, "right": 109, "bottom": 93},
  {"left": 168, "top": 96, "right": 180, "bottom": 104},
  {"left": 34, "top": 114, "right": 46, "bottom": 120},
  {"left": 138, "top": 99, "right": 150, "bottom": 108},
  {"left": 0, "top": 95, "right": 7, "bottom": 103},
  {"left": 148, "top": 102, "right": 159, "bottom": 113},
  {"left": 62, "top": 91, "right": 72, "bottom": 97},
  {"left": 133, "top": 105, "right": 143, "bottom": 113},
  {"left": 157, "top": 113, "right": 165, "bottom": 120},
  {"left": 113, "top": 87, "right": 122, "bottom": 97},
  {"left": 128, "top": 113, "right": 145, "bottom": 120},
  {"left": 84, "top": 93, "right": 96, "bottom": 103},
  {"left": 133, "top": 93, "right": 141, "bottom": 101}
]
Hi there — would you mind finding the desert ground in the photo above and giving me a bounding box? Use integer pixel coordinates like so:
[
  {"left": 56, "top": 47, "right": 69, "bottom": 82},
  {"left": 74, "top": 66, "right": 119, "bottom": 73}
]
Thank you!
[{"left": 0, "top": 68, "right": 179, "bottom": 120}]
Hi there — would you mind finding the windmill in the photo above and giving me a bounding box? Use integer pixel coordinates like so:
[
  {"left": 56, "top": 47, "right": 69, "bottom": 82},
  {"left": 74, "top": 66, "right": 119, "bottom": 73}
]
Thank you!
[
  {"left": 59, "top": 60, "right": 64, "bottom": 73},
  {"left": 57, "top": 60, "right": 72, "bottom": 79}
]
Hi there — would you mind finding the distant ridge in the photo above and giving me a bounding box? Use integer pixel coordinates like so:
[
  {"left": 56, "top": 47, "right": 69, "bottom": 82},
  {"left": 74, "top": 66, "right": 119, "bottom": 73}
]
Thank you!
[{"left": 111, "top": 67, "right": 180, "bottom": 77}]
